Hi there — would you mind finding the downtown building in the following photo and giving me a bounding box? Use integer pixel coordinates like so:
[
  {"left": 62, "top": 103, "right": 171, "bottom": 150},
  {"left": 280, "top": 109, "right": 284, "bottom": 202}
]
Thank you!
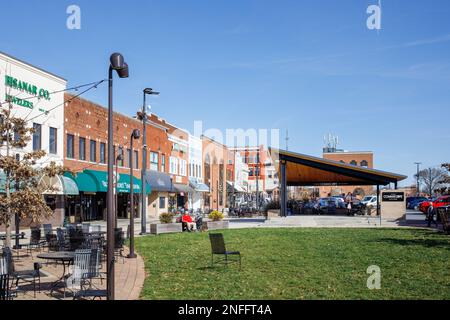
[{"left": 0, "top": 52, "right": 69, "bottom": 229}]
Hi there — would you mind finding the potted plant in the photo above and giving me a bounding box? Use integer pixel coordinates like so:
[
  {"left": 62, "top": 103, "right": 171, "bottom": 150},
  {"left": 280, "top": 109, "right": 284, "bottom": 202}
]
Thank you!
[
  {"left": 205, "top": 210, "right": 229, "bottom": 230},
  {"left": 150, "top": 212, "right": 183, "bottom": 235}
]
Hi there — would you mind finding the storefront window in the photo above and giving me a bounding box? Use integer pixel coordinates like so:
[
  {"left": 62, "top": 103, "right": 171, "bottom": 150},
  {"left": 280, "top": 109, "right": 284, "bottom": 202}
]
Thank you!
[
  {"left": 66, "top": 134, "right": 74, "bottom": 158},
  {"left": 100, "top": 142, "right": 106, "bottom": 164},
  {"left": 79, "top": 137, "right": 86, "bottom": 160},
  {"left": 32, "top": 123, "right": 42, "bottom": 151},
  {"left": 150, "top": 152, "right": 158, "bottom": 171},
  {"left": 159, "top": 197, "right": 166, "bottom": 209},
  {"left": 134, "top": 150, "right": 139, "bottom": 169},
  {"left": 49, "top": 127, "right": 57, "bottom": 154},
  {"left": 90, "top": 140, "right": 97, "bottom": 162}
]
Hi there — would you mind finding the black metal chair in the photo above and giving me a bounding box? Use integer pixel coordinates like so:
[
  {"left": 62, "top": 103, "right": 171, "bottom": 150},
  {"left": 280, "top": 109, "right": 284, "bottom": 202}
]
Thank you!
[
  {"left": 114, "top": 228, "right": 125, "bottom": 264},
  {"left": 2, "top": 247, "right": 41, "bottom": 298},
  {"left": 43, "top": 224, "right": 58, "bottom": 251},
  {"left": 1, "top": 257, "right": 13, "bottom": 300},
  {"left": 208, "top": 233, "right": 241, "bottom": 269},
  {"left": 22, "top": 228, "right": 45, "bottom": 258},
  {"left": 56, "top": 228, "right": 71, "bottom": 252}
]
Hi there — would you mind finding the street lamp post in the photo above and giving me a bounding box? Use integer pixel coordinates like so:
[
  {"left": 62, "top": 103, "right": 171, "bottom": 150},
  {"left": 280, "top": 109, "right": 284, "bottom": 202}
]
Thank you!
[
  {"left": 414, "top": 162, "right": 421, "bottom": 196},
  {"left": 107, "top": 52, "right": 129, "bottom": 301},
  {"left": 139, "top": 88, "right": 159, "bottom": 235},
  {"left": 128, "top": 129, "right": 140, "bottom": 259},
  {"left": 115, "top": 153, "right": 124, "bottom": 229}
]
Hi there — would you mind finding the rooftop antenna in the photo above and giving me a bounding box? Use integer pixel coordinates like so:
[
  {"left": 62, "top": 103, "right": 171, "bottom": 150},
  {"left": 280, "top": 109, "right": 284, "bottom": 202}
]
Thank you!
[{"left": 285, "top": 129, "right": 289, "bottom": 151}]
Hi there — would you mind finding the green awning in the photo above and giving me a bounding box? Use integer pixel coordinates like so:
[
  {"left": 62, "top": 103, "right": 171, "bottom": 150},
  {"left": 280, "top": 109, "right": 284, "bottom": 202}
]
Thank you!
[
  {"left": 2, "top": 171, "right": 78, "bottom": 195},
  {"left": 64, "top": 171, "right": 98, "bottom": 193},
  {"left": 0, "top": 171, "right": 16, "bottom": 193},
  {"left": 65, "top": 170, "right": 150, "bottom": 194}
]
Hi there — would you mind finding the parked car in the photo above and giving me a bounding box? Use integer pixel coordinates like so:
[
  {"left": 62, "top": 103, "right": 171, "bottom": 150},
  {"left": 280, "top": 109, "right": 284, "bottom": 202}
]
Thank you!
[
  {"left": 406, "top": 197, "right": 428, "bottom": 209},
  {"left": 317, "top": 198, "right": 347, "bottom": 215},
  {"left": 361, "top": 195, "right": 378, "bottom": 208},
  {"left": 419, "top": 196, "right": 450, "bottom": 214},
  {"left": 407, "top": 197, "right": 429, "bottom": 210}
]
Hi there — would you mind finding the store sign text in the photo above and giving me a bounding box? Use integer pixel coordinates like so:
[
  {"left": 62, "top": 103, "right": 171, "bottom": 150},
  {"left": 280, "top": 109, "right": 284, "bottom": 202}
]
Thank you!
[{"left": 4, "top": 75, "right": 51, "bottom": 107}]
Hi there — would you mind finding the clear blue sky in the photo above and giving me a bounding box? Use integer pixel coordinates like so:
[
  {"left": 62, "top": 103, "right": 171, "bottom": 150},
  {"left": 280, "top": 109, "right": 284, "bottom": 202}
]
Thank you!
[{"left": 2, "top": 0, "right": 450, "bottom": 186}]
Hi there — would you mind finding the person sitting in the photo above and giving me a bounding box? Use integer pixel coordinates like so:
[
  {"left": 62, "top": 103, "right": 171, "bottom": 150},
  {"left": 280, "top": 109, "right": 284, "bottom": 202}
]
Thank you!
[{"left": 182, "top": 213, "right": 195, "bottom": 232}]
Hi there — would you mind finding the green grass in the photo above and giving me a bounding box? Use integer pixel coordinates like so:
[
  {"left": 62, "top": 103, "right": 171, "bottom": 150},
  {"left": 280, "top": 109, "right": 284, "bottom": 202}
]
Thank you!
[{"left": 135, "top": 228, "right": 450, "bottom": 300}]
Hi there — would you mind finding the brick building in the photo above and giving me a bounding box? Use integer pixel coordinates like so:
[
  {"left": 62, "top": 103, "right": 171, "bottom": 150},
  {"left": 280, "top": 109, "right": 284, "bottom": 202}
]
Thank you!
[
  {"left": 320, "top": 149, "right": 375, "bottom": 198},
  {"left": 63, "top": 94, "right": 174, "bottom": 222},
  {"left": 202, "top": 136, "right": 228, "bottom": 212}
]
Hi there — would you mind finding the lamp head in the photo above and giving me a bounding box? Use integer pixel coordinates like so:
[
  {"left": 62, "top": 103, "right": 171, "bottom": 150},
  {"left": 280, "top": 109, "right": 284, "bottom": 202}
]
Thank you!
[
  {"left": 144, "top": 88, "right": 160, "bottom": 95},
  {"left": 117, "top": 62, "right": 129, "bottom": 78},
  {"left": 132, "top": 129, "right": 141, "bottom": 139},
  {"left": 110, "top": 53, "right": 125, "bottom": 70}
]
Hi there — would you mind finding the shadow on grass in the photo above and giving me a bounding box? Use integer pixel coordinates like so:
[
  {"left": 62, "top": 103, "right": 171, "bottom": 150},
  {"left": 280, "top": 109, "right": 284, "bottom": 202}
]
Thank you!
[{"left": 374, "top": 229, "right": 450, "bottom": 250}]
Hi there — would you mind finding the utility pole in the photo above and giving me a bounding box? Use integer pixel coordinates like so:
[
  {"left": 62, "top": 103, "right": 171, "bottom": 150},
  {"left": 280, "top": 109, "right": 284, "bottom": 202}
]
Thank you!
[{"left": 414, "top": 162, "right": 421, "bottom": 196}]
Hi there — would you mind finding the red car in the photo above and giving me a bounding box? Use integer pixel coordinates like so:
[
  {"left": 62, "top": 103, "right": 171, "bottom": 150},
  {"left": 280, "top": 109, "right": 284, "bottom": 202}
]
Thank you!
[{"left": 420, "top": 196, "right": 450, "bottom": 214}]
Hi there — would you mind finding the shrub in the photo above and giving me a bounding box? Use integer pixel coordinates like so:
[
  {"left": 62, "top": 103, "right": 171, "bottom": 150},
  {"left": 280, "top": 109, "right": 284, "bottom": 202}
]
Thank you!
[
  {"left": 208, "top": 210, "right": 224, "bottom": 221},
  {"left": 264, "top": 200, "right": 281, "bottom": 213},
  {"left": 159, "top": 212, "right": 174, "bottom": 224}
]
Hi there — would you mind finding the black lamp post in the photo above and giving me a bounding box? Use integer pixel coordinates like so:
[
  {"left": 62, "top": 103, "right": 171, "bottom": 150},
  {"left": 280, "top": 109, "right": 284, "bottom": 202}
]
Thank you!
[
  {"left": 138, "top": 88, "right": 160, "bottom": 235},
  {"left": 107, "top": 52, "right": 129, "bottom": 301},
  {"left": 128, "top": 129, "right": 140, "bottom": 259},
  {"left": 115, "top": 153, "right": 124, "bottom": 229}
]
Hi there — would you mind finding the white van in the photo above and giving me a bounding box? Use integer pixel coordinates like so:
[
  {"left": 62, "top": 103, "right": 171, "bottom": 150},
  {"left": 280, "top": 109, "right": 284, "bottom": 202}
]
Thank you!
[{"left": 361, "top": 195, "right": 378, "bottom": 208}]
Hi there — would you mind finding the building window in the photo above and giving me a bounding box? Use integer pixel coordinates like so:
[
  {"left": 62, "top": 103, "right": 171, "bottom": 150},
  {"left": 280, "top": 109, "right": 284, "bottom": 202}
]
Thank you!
[
  {"left": 90, "top": 140, "right": 97, "bottom": 162},
  {"left": 150, "top": 152, "right": 159, "bottom": 171},
  {"left": 180, "top": 159, "right": 187, "bottom": 176},
  {"left": 134, "top": 150, "right": 139, "bottom": 169},
  {"left": 360, "top": 160, "right": 368, "bottom": 168},
  {"left": 79, "top": 137, "right": 86, "bottom": 161},
  {"left": 159, "top": 197, "right": 166, "bottom": 209},
  {"left": 66, "top": 134, "right": 74, "bottom": 159},
  {"left": 169, "top": 157, "right": 178, "bottom": 175},
  {"left": 255, "top": 167, "right": 260, "bottom": 177},
  {"left": 49, "top": 127, "right": 57, "bottom": 154},
  {"left": 100, "top": 143, "right": 106, "bottom": 164},
  {"left": 350, "top": 160, "right": 357, "bottom": 166},
  {"left": 118, "top": 147, "right": 124, "bottom": 166},
  {"left": 127, "top": 149, "right": 132, "bottom": 168},
  {"left": 161, "top": 154, "right": 166, "bottom": 172},
  {"left": 249, "top": 167, "right": 254, "bottom": 176},
  {"left": 32, "top": 123, "right": 42, "bottom": 151}
]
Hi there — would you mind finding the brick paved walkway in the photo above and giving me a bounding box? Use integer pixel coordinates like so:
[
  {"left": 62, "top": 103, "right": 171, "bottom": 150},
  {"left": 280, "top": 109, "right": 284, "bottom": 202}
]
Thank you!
[{"left": 10, "top": 246, "right": 145, "bottom": 300}]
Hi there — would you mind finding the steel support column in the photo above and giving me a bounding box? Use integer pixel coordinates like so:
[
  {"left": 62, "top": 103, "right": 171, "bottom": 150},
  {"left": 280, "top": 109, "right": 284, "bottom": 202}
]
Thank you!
[{"left": 280, "top": 160, "right": 287, "bottom": 217}]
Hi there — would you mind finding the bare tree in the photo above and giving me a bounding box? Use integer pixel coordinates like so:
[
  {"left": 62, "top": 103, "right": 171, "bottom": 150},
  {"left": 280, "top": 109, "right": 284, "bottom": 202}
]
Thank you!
[{"left": 415, "top": 167, "right": 447, "bottom": 197}]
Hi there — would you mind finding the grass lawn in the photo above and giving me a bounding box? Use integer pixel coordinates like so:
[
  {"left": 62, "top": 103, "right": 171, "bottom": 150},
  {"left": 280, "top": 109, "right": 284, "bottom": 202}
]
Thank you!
[{"left": 135, "top": 228, "right": 450, "bottom": 300}]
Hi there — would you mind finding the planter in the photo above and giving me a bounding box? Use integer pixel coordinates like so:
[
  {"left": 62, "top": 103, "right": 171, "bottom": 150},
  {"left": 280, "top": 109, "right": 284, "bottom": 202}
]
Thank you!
[
  {"left": 205, "top": 220, "right": 229, "bottom": 231},
  {"left": 267, "top": 209, "right": 280, "bottom": 219},
  {"left": 150, "top": 223, "right": 182, "bottom": 235}
]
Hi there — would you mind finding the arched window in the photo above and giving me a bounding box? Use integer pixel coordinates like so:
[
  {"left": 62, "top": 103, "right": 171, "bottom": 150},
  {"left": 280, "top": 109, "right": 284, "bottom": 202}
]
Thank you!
[
  {"left": 360, "top": 160, "right": 368, "bottom": 168},
  {"left": 350, "top": 160, "right": 357, "bottom": 166}
]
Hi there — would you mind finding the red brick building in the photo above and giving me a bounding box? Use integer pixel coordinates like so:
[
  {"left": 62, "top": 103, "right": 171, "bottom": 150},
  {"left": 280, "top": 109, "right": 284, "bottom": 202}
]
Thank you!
[
  {"left": 202, "top": 136, "right": 228, "bottom": 212},
  {"left": 320, "top": 150, "right": 375, "bottom": 198},
  {"left": 63, "top": 94, "right": 173, "bottom": 222}
]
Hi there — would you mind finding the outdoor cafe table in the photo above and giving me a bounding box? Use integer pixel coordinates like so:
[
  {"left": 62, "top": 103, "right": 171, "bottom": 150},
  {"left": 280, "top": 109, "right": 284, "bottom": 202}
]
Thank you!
[{"left": 37, "top": 251, "right": 75, "bottom": 296}]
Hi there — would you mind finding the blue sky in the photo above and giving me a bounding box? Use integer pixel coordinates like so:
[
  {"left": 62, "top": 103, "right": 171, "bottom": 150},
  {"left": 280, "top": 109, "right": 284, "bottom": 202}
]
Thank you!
[{"left": 2, "top": 0, "right": 450, "bottom": 185}]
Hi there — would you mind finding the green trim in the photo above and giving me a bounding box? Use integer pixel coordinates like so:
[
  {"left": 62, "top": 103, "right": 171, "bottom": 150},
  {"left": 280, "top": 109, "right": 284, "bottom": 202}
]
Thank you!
[{"left": 65, "top": 170, "right": 151, "bottom": 194}]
